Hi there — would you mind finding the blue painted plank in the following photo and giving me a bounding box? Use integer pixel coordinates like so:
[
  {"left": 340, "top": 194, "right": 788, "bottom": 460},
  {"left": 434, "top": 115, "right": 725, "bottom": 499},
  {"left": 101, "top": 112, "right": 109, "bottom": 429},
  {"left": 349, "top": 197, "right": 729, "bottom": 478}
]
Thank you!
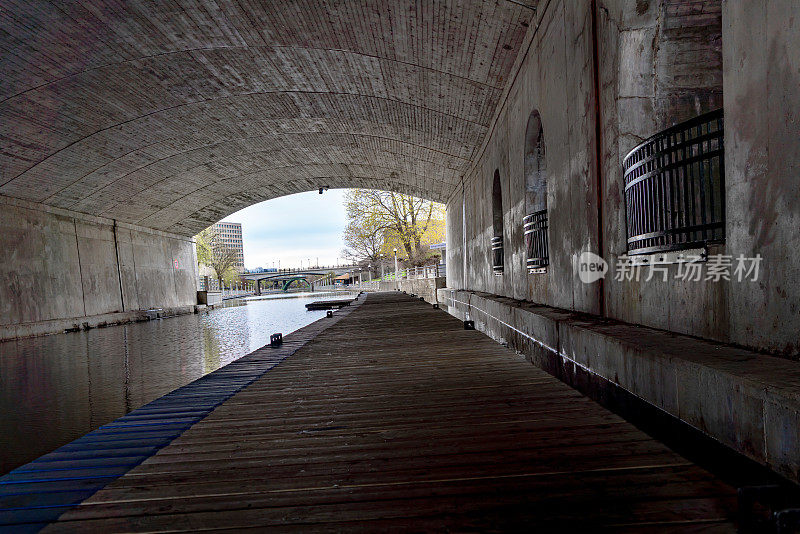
[{"left": 0, "top": 312, "right": 344, "bottom": 531}]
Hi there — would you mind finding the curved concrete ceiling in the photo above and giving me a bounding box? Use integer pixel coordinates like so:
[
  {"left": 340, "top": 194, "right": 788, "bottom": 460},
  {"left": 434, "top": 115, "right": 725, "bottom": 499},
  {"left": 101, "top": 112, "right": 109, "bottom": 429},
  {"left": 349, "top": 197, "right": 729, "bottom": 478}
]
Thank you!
[{"left": 0, "top": 1, "right": 535, "bottom": 235}]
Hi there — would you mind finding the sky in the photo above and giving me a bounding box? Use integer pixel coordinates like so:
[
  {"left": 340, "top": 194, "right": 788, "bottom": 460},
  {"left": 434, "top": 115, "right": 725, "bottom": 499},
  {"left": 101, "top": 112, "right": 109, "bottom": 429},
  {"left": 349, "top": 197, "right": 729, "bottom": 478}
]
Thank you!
[{"left": 221, "top": 189, "right": 348, "bottom": 270}]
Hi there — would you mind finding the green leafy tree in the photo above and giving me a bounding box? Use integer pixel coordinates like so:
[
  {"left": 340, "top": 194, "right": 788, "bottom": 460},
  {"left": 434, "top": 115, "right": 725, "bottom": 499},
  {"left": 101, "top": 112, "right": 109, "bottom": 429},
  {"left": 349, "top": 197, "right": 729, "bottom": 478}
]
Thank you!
[
  {"left": 195, "top": 229, "right": 213, "bottom": 266},
  {"left": 195, "top": 227, "right": 240, "bottom": 287}
]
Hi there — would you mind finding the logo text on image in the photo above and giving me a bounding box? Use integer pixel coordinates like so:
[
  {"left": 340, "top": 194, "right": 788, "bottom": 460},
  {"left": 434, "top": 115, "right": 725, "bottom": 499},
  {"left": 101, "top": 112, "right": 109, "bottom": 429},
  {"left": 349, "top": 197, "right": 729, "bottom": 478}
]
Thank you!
[{"left": 576, "top": 251, "right": 608, "bottom": 284}]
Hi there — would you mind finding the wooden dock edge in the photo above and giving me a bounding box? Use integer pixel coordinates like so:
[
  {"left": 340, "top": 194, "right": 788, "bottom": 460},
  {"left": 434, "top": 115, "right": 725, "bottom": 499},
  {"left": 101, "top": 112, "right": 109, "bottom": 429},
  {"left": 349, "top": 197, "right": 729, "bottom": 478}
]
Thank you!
[{"left": 0, "top": 294, "right": 367, "bottom": 531}]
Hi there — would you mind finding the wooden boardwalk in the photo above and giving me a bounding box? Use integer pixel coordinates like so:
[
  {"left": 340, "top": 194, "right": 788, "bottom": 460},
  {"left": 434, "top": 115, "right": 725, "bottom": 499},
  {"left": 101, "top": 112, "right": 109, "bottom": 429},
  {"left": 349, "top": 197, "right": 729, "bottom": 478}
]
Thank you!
[{"left": 13, "top": 293, "right": 737, "bottom": 531}]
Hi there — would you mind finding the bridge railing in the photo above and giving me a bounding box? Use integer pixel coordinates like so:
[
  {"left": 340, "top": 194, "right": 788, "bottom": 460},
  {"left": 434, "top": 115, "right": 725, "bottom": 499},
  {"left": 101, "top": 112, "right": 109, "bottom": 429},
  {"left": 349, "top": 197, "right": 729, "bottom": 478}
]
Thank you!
[
  {"left": 368, "top": 263, "right": 446, "bottom": 283},
  {"left": 198, "top": 276, "right": 255, "bottom": 298},
  {"left": 623, "top": 108, "right": 725, "bottom": 255},
  {"left": 242, "top": 264, "right": 359, "bottom": 275},
  {"left": 199, "top": 277, "right": 219, "bottom": 291}
]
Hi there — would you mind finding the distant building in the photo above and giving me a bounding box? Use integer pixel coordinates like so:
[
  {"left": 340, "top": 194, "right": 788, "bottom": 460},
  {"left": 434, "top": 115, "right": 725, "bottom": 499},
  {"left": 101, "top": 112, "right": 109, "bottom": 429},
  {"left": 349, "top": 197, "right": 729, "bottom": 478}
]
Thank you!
[
  {"left": 211, "top": 221, "right": 244, "bottom": 271},
  {"left": 333, "top": 273, "right": 353, "bottom": 286}
]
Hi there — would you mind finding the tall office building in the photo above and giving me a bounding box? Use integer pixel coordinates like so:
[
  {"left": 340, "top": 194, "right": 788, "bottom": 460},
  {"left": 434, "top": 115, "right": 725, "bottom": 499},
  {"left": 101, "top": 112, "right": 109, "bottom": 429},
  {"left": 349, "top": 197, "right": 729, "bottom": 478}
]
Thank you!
[{"left": 210, "top": 221, "right": 245, "bottom": 271}]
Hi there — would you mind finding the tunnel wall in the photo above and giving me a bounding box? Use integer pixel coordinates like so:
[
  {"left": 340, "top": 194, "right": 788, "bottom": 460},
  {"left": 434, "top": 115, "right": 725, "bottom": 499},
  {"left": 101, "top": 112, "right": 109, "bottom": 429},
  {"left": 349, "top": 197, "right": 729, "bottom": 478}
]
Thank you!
[
  {"left": 445, "top": 0, "right": 800, "bottom": 358},
  {"left": 722, "top": 0, "right": 800, "bottom": 357},
  {"left": 447, "top": 0, "right": 601, "bottom": 313},
  {"left": 0, "top": 196, "right": 198, "bottom": 340}
]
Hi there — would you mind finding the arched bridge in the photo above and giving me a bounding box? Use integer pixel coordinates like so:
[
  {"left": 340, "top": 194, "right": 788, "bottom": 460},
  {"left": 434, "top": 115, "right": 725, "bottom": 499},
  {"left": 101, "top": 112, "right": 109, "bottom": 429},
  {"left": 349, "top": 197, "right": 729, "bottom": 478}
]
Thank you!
[{"left": 240, "top": 267, "right": 358, "bottom": 294}]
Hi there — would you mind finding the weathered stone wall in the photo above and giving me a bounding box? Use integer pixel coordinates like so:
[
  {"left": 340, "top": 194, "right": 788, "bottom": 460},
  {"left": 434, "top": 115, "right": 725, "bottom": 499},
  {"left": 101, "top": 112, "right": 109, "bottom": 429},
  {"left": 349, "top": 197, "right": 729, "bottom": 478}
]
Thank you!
[
  {"left": 446, "top": 0, "right": 800, "bottom": 357},
  {"left": 722, "top": 0, "right": 800, "bottom": 356},
  {"left": 0, "top": 196, "right": 198, "bottom": 339},
  {"left": 447, "top": 0, "right": 602, "bottom": 316},
  {"left": 599, "top": 0, "right": 728, "bottom": 340}
]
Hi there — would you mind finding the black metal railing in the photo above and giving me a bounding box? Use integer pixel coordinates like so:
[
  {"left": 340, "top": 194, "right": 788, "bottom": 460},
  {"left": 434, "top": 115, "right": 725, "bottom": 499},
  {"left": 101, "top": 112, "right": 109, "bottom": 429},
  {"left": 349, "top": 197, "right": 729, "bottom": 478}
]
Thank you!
[
  {"left": 491, "top": 236, "right": 504, "bottom": 275},
  {"left": 622, "top": 109, "right": 725, "bottom": 255},
  {"left": 523, "top": 210, "right": 549, "bottom": 271}
]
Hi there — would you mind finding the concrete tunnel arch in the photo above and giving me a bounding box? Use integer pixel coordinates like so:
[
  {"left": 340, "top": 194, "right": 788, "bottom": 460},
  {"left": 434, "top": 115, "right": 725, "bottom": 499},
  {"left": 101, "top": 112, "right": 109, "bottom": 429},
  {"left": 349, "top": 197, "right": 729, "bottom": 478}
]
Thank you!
[
  {"left": 0, "top": 1, "right": 535, "bottom": 237},
  {"left": 0, "top": 0, "right": 535, "bottom": 336}
]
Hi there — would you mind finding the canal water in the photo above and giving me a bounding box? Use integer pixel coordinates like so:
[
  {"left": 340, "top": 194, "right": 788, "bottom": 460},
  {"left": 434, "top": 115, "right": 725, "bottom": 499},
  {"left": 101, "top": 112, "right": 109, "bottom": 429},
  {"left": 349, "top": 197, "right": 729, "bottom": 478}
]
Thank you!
[{"left": 0, "top": 291, "right": 356, "bottom": 475}]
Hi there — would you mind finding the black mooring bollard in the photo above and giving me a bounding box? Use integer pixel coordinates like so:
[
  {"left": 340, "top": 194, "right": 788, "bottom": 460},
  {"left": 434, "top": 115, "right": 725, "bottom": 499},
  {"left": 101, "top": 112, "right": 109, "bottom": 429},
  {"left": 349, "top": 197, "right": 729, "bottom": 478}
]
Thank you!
[
  {"left": 326, "top": 310, "right": 333, "bottom": 318},
  {"left": 419, "top": 296, "right": 424, "bottom": 301},
  {"left": 270, "top": 333, "right": 283, "bottom": 346},
  {"left": 432, "top": 303, "right": 439, "bottom": 309},
  {"left": 463, "top": 320, "right": 475, "bottom": 330}
]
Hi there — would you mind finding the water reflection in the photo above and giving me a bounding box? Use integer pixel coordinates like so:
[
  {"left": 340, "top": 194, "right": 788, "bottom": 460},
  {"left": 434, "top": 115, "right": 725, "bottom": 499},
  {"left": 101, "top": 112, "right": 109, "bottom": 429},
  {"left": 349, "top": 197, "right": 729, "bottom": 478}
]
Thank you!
[{"left": 0, "top": 291, "right": 354, "bottom": 474}]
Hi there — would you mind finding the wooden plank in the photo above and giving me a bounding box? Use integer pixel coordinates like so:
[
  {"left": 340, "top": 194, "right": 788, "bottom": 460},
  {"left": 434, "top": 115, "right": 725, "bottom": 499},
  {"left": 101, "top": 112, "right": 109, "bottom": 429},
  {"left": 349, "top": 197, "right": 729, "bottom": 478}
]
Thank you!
[{"left": 35, "top": 293, "right": 738, "bottom": 531}]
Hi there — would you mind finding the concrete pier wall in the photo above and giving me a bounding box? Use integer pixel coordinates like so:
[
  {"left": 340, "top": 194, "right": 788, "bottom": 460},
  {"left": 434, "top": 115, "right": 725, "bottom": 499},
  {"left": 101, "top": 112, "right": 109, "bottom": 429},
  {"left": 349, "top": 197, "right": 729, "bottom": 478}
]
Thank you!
[
  {"left": 356, "top": 278, "right": 446, "bottom": 305},
  {"left": 440, "top": 288, "right": 800, "bottom": 484},
  {"left": 0, "top": 196, "right": 198, "bottom": 340}
]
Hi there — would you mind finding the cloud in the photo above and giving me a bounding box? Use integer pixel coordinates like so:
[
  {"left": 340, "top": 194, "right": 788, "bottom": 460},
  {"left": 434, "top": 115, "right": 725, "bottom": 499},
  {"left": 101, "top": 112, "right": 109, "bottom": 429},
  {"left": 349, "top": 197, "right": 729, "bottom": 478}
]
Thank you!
[{"left": 221, "top": 190, "right": 348, "bottom": 269}]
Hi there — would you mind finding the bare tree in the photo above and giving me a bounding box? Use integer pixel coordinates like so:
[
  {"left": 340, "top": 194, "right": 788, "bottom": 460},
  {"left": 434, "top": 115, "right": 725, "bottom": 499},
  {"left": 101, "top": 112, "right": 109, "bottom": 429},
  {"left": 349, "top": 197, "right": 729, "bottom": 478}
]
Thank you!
[
  {"left": 196, "top": 227, "right": 240, "bottom": 287},
  {"left": 342, "top": 217, "right": 384, "bottom": 264}
]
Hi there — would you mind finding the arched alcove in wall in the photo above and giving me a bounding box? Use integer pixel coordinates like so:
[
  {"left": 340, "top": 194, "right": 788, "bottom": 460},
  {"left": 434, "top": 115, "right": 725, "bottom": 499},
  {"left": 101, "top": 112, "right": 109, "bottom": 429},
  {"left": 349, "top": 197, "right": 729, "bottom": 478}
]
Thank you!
[
  {"left": 524, "top": 110, "right": 547, "bottom": 214},
  {"left": 491, "top": 169, "right": 504, "bottom": 274},
  {"left": 492, "top": 170, "right": 504, "bottom": 238},
  {"left": 523, "top": 110, "right": 550, "bottom": 271}
]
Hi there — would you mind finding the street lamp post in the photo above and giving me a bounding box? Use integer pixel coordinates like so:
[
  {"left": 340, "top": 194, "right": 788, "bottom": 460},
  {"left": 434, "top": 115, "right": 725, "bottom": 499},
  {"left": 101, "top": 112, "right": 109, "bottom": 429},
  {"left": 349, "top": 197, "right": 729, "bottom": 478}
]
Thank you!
[{"left": 394, "top": 248, "right": 398, "bottom": 290}]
